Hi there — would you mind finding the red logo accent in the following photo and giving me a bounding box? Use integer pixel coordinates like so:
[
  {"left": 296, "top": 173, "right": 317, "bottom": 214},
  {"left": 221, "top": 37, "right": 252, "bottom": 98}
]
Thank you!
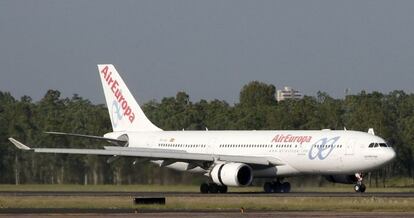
[
  {"left": 271, "top": 134, "right": 312, "bottom": 144},
  {"left": 101, "top": 66, "right": 135, "bottom": 123}
]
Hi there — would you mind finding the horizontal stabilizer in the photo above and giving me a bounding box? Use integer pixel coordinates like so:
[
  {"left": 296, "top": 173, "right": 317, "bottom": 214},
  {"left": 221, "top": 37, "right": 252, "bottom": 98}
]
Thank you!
[{"left": 45, "top": 132, "right": 127, "bottom": 145}]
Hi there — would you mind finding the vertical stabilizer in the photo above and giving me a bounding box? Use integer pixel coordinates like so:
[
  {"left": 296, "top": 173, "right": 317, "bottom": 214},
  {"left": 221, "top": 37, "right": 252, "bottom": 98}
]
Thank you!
[{"left": 97, "top": 64, "right": 162, "bottom": 132}]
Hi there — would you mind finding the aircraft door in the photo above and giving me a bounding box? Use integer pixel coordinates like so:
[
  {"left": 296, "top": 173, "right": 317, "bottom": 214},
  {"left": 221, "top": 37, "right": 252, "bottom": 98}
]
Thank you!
[
  {"left": 297, "top": 143, "right": 307, "bottom": 156},
  {"left": 146, "top": 134, "right": 156, "bottom": 148},
  {"left": 345, "top": 139, "right": 355, "bottom": 156},
  {"left": 207, "top": 137, "right": 218, "bottom": 155}
]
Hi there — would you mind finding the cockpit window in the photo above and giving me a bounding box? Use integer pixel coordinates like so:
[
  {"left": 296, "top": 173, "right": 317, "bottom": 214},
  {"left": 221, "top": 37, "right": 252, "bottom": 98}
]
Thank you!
[{"left": 369, "top": 142, "right": 389, "bottom": 148}]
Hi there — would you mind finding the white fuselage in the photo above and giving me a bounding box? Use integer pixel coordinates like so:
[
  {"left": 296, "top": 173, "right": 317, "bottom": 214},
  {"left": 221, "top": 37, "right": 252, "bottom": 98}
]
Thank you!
[{"left": 106, "top": 130, "right": 396, "bottom": 178}]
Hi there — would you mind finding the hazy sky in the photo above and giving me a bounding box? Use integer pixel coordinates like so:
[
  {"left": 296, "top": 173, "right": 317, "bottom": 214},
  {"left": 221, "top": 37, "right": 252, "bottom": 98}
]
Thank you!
[{"left": 1, "top": 1, "right": 413, "bottom": 104}]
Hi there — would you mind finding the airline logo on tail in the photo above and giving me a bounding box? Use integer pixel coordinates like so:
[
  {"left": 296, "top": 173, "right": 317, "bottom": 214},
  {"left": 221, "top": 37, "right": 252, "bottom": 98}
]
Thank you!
[
  {"left": 100, "top": 66, "right": 136, "bottom": 123},
  {"left": 111, "top": 100, "right": 123, "bottom": 128}
]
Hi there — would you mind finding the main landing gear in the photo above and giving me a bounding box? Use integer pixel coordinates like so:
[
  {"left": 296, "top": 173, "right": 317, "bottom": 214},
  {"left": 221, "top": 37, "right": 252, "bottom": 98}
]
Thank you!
[
  {"left": 354, "top": 173, "right": 366, "bottom": 193},
  {"left": 263, "top": 180, "right": 291, "bottom": 193},
  {"left": 200, "top": 182, "right": 228, "bottom": 194}
]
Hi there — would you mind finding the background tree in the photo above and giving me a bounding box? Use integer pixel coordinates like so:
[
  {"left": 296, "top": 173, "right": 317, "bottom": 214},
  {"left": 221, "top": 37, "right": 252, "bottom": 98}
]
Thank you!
[{"left": 0, "top": 84, "right": 413, "bottom": 186}]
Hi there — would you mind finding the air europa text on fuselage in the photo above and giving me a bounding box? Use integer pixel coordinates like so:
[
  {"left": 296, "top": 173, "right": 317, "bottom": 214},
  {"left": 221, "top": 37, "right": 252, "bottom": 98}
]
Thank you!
[
  {"left": 100, "top": 66, "right": 135, "bottom": 123},
  {"left": 271, "top": 134, "right": 312, "bottom": 144}
]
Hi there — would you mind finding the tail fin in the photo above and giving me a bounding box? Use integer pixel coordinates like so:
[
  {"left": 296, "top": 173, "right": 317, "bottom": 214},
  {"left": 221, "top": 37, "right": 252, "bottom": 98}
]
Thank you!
[{"left": 97, "top": 64, "right": 162, "bottom": 132}]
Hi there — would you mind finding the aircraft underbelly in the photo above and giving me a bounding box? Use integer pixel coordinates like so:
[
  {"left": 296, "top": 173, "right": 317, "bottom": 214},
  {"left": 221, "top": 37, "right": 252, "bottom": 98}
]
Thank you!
[{"left": 253, "top": 165, "right": 301, "bottom": 178}]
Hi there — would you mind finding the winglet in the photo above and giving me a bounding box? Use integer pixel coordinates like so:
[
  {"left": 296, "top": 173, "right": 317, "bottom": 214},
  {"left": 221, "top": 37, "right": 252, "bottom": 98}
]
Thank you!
[{"left": 8, "top": 138, "right": 31, "bottom": 150}]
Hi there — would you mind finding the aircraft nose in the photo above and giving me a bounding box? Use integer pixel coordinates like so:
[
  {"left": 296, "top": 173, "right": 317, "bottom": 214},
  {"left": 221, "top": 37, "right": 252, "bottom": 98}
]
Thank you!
[{"left": 386, "top": 148, "right": 396, "bottom": 163}]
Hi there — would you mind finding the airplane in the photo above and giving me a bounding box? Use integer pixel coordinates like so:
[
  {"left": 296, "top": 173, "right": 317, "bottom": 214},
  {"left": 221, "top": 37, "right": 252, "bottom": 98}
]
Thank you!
[{"left": 9, "top": 64, "right": 396, "bottom": 193}]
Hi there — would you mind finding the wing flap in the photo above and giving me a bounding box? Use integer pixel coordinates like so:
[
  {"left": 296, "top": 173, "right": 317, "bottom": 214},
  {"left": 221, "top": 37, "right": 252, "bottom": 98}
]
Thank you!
[
  {"left": 103, "top": 146, "right": 284, "bottom": 165},
  {"left": 45, "top": 132, "right": 127, "bottom": 145}
]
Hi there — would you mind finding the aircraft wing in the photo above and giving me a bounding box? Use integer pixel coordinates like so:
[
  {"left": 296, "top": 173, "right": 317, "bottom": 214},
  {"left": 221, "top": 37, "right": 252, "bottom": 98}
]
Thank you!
[
  {"left": 44, "top": 132, "right": 128, "bottom": 146},
  {"left": 9, "top": 138, "right": 284, "bottom": 166}
]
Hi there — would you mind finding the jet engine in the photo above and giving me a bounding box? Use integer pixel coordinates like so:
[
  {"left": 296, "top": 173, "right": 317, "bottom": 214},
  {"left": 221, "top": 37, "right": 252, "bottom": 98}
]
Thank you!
[
  {"left": 325, "top": 175, "right": 358, "bottom": 184},
  {"left": 210, "top": 163, "right": 253, "bottom": 186}
]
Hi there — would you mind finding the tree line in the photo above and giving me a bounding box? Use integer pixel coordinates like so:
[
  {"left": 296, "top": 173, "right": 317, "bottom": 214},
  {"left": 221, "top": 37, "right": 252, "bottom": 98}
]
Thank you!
[{"left": 0, "top": 81, "right": 413, "bottom": 186}]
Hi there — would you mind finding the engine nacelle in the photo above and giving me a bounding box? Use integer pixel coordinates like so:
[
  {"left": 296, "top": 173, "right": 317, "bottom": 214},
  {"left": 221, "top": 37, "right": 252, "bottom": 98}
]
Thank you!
[
  {"left": 325, "top": 175, "right": 358, "bottom": 184},
  {"left": 210, "top": 163, "right": 253, "bottom": 186}
]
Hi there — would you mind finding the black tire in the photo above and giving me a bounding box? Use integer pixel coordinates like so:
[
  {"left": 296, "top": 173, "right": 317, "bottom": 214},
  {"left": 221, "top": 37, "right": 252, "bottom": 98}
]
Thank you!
[
  {"left": 209, "top": 183, "right": 219, "bottom": 193},
  {"left": 219, "top": 185, "right": 228, "bottom": 193},
  {"left": 281, "top": 182, "right": 291, "bottom": 193},
  {"left": 272, "top": 182, "right": 282, "bottom": 193},
  {"left": 354, "top": 184, "right": 360, "bottom": 192},
  {"left": 360, "top": 184, "right": 366, "bottom": 193},
  {"left": 264, "top": 182, "right": 273, "bottom": 193},
  {"left": 200, "top": 183, "right": 209, "bottom": 194}
]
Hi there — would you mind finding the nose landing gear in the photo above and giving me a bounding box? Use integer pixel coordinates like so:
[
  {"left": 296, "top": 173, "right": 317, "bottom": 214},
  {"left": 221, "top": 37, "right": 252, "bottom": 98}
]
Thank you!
[{"left": 354, "top": 173, "right": 366, "bottom": 193}]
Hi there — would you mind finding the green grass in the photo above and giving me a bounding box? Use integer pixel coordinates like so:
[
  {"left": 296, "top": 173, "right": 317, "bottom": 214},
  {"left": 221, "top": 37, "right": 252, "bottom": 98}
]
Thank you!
[
  {"left": 386, "top": 177, "right": 414, "bottom": 187},
  {"left": 0, "top": 184, "right": 413, "bottom": 212},
  {"left": 0, "top": 196, "right": 413, "bottom": 212}
]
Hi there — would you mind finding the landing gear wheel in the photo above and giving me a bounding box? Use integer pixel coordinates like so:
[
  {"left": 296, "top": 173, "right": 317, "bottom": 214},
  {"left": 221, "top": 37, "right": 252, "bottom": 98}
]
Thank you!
[
  {"left": 200, "top": 183, "right": 209, "bottom": 194},
  {"left": 354, "top": 184, "right": 360, "bottom": 192},
  {"left": 264, "top": 182, "right": 273, "bottom": 193},
  {"left": 264, "top": 180, "right": 291, "bottom": 193},
  {"left": 354, "top": 172, "right": 366, "bottom": 193},
  {"left": 359, "top": 184, "right": 366, "bottom": 193},
  {"left": 200, "top": 183, "right": 227, "bottom": 194},
  {"left": 218, "top": 185, "right": 228, "bottom": 193},
  {"left": 272, "top": 181, "right": 282, "bottom": 193},
  {"left": 281, "top": 182, "right": 291, "bottom": 193},
  {"left": 354, "top": 183, "right": 366, "bottom": 193},
  {"left": 209, "top": 183, "right": 219, "bottom": 193}
]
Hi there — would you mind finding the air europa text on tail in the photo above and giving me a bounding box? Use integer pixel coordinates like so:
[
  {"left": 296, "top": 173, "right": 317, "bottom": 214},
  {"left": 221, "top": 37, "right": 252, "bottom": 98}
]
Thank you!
[{"left": 100, "top": 66, "right": 136, "bottom": 123}]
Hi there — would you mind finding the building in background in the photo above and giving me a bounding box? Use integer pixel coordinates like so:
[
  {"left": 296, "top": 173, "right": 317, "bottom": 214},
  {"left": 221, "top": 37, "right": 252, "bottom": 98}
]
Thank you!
[{"left": 276, "top": 86, "right": 303, "bottom": 102}]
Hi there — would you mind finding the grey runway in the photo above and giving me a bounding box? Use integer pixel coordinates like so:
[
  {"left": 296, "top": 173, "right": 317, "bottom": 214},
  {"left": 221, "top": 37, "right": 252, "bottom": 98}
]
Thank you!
[
  {"left": 1, "top": 211, "right": 414, "bottom": 217},
  {"left": 0, "top": 191, "right": 413, "bottom": 197}
]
